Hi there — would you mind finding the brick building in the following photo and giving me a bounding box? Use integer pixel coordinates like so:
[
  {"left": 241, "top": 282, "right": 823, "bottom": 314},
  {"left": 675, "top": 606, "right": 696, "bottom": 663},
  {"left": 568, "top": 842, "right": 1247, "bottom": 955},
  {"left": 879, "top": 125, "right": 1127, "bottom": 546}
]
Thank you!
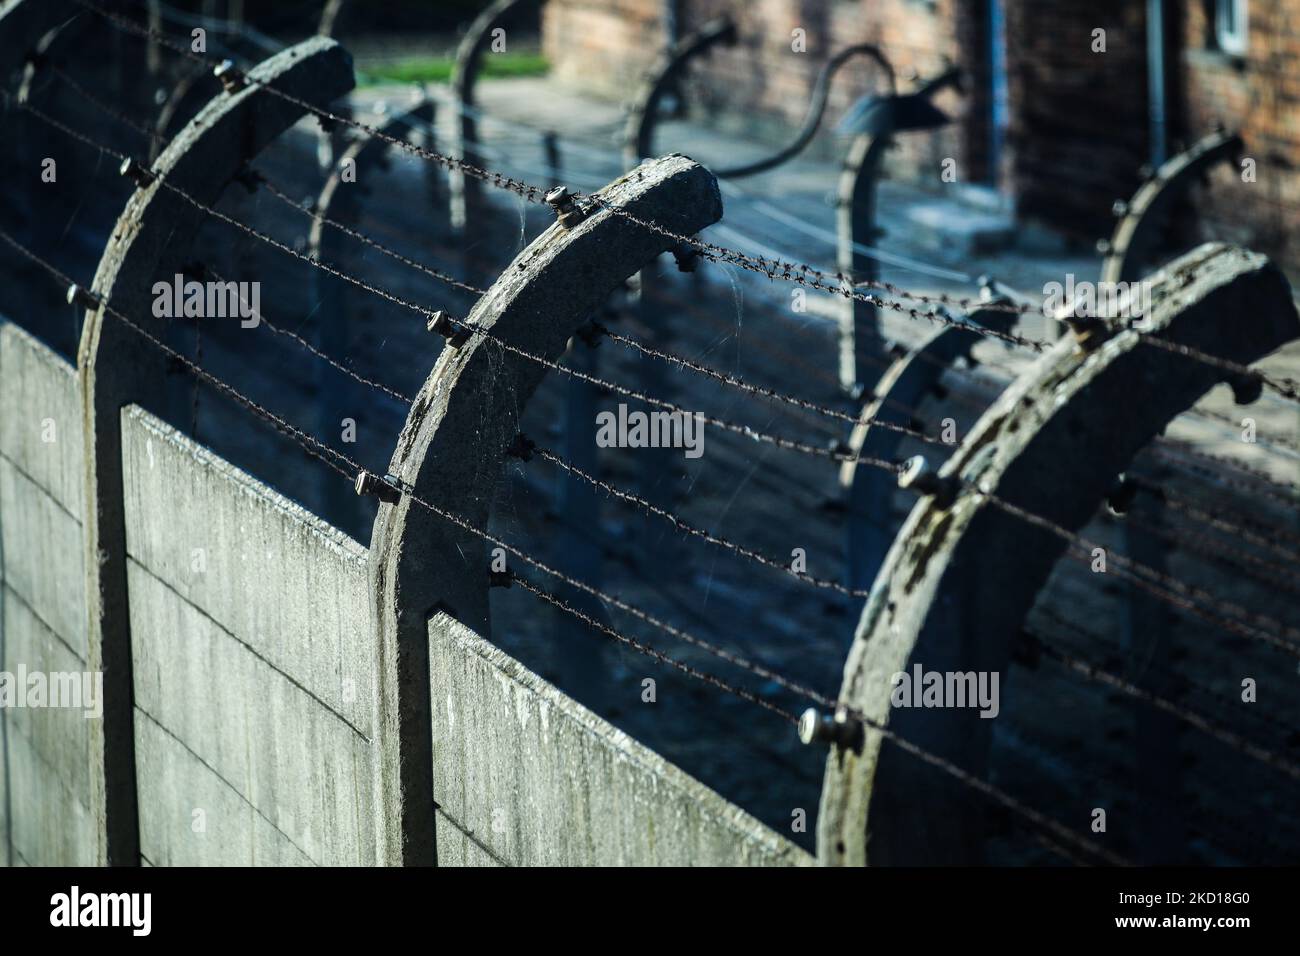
[{"left": 542, "top": 0, "right": 1298, "bottom": 274}]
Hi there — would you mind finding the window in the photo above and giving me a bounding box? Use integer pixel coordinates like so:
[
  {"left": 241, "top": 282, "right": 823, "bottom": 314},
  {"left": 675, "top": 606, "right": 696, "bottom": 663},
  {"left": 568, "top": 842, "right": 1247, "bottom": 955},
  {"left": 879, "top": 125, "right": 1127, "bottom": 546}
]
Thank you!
[{"left": 1215, "top": 0, "right": 1248, "bottom": 56}]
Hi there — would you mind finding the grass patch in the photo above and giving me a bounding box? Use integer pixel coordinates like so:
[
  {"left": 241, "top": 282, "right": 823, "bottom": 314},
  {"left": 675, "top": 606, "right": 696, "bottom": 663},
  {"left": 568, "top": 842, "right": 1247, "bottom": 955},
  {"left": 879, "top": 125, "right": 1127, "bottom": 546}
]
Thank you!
[{"left": 358, "top": 52, "right": 549, "bottom": 87}]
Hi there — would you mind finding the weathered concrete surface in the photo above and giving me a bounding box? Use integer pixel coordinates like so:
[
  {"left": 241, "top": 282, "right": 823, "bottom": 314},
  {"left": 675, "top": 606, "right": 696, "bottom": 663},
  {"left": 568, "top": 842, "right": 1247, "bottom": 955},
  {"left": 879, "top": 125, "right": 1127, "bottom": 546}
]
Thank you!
[
  {"left": 5, "top": 726, "right": 94, "bottom": 865},
  {"left": 0, "top": 461, "right": 86, "bottom": 654},
  {"left": 818, "top": 244, "right": 1300, "bottom": 865},
  {"left": 2, "top": 589, "right": 91, "bottom": 798},
  {"left": 127, "top": 559, "right": 375, "bottom": 866},
  {"left": 134, "top": 712, "right": 313, "bottom": 867},
  {"left": 79, "top": 37, "right": 356, "bottom": 864},
  {"left": 0, "top": 322, "right": 84, "bottom": 518},
  {"left": 0, "top": 319, "right": 92, "bottom": 866},
  {"left": 430, "top": 615, "right": 812, "bottom": 866},
  {"left": 1, "top": 587, "right": 95, "bottom": 866},
  {"left": 122, "top": 407, "right": 376, "bottom": 865},
  {"left": 122, "top": 408, "right": 373, "bottom": 735},
  {"left": 369, "top": 153, "right": 725, "bottom": 865}
]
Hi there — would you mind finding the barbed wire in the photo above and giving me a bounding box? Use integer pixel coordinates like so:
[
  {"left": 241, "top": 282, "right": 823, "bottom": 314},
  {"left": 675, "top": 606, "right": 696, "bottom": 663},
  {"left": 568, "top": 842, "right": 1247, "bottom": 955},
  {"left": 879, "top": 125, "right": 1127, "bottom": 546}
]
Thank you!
[
  {"left": 18, "top": 97, "right": 916, "bottom": 474},
  {"left": 0, "top": 218, "right": 1128, "bottom": 866},
  {"left": 984, "top": 494, "right": 1300, "bottom": 657},
  {"left": 29, "top": 78, "right": 1300, "bottom": 692},
  {"left": 253, "top": 166, "right": 944, "bottom": 440},
  {"left": 1018, "top": 630, "right": 1300, "bottom": 781},
  {"left": 72, "top": 0, "right": 1300, "bottom": 408},
  {"left": 520, "top": 437, "right": 872, "bottom": 598}
]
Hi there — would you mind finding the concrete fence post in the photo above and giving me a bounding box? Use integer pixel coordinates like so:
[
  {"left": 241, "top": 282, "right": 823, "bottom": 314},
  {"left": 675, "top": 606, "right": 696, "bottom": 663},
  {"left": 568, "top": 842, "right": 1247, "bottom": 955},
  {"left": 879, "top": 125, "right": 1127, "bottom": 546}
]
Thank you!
[
  {"left": 839, "top": 281, "right": 1021, "bottom": 591},
  {"left": 365, "top": 154, "right": 722, "bottom": 865},
  {"left": 814, "top": 243, "right": 1299, "bottom": 865},
  {"left": 448, "top": 0, "right": 539, "bottom": 235},
  {"left": 73, "top": 37, "right": 354, "bottom": 865}
]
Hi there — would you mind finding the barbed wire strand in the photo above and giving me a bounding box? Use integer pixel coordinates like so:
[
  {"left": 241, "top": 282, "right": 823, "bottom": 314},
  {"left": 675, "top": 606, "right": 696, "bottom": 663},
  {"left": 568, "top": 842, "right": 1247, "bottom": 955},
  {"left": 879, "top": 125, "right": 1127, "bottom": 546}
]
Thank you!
[
  {"left": 74, "top": 0, "right": 1300, "bottom": 410},
  {"left": 28, "top": 92, "right": 1297, "bottom": 683},
  {"left": 0, "top": 219, "right": 1125, "bottom": 866}
]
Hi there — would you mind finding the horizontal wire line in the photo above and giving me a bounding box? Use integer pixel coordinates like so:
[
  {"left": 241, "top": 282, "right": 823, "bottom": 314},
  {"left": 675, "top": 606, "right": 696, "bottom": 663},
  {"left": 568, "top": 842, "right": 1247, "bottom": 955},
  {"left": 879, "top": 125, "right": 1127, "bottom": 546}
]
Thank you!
[
  {"left": 38, "top": 82, "right": 1297, "bottom": 669},
  {"left": 0, "top": 223, "right": 820, "bottom": 720},
  {"left": 2, "top": 216, "right": 1121, "bottom": 866},
  {"left": 985, "top": 494, "right": 1300, "bottom": 657},
  {"left": 76, "top": 0, "right": 1300, "bottom": 410},
  {"left": 527, "top": 440, "right": 871, "bottom": 598},
  {"left": 33, "top": 91, "right": 1291, "bottom": 684},
  {"left": 255, "top": 165, "right": 940, "bottom": 443},
  {"left": 204, "top": 266, "right": 414, "bottom": 404},
  {"left": 1020, "top": 630, "right": 1300, "bottom": 782},
  {"left": 19, "top": 101, "right": 908, "bottom": 472}
]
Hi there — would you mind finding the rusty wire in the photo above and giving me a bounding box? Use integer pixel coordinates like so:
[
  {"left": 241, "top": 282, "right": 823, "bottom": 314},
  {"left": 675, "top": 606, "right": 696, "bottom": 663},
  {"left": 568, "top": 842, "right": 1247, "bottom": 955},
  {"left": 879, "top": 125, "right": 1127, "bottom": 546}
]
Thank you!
[
  {"left": 0, "top": 219, "right": 1134, "bottom": 867},
  {"left": 74, "top": 0, "right": 1300, "bottom": 409}
]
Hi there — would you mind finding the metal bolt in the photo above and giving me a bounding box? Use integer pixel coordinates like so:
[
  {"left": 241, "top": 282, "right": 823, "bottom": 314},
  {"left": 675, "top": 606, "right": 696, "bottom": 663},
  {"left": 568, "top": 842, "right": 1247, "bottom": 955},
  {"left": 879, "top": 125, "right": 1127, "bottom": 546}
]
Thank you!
[
  {"left": 213, "top": 59, "right": 247, "bottom": 94},
  {"left": 1104, "top": 473, "right": 1139, "bottom": 516},
  {"left": 1062, "top": 313, "right": 1106, "bottom": 351},
  {"left": 1111, "top": 199, "right": 1129, "bottom": 217},
  {"left": 1095, "top": 238, "right": 1112, "bottom": 255},
  {"left": 798, "top": 705, "right": 864, "bottom": 750},
  {"left": 118, "top": 156, "right": 154, "bottom": 188},
  {"left": 65, "top": 284, "right": 100, "bottom": 311},
  {"left": 505, "top": 433, "right": 536, "bottom": 462},
  {"left": 671, "top": 241, "right": 701, "bottom": 273},
  {"left": 354, "top": 469, "right": 401, "bottom": 504},
  {"left": 1228, "top": 372, "right": 1263, "bottom": 406},
  {"left": 543, "top": 185, "right": 586, "bottom": 228},
  {"left": 427, "top": 310, "right": 469, "bottom": 347},
  {"left": 897, "top": 455, "right": 959, "bottom": 507}
]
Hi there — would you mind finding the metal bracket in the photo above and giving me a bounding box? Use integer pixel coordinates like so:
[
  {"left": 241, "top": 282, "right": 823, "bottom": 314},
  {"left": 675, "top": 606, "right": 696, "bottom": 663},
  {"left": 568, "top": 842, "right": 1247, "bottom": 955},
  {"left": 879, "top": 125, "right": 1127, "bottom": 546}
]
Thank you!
[{"left": 816, "top": 243, "right": 1299, "bottom": 865}]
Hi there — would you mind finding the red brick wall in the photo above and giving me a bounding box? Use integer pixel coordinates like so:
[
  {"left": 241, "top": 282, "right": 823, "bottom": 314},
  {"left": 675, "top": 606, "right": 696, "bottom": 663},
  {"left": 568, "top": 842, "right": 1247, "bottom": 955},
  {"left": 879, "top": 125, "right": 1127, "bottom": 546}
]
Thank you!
[
  {"left": 1003, "top": 1, "right": 1149, "bottom": 241},
  {"left": 542, "top": 0, "right": 1300, "bottom": 273},
  {"left": 1178, "top": 0, "right": 1300, "bottom": 270},
  {"left": 542, "top": 0, "right": 985, "bottom": 183}
]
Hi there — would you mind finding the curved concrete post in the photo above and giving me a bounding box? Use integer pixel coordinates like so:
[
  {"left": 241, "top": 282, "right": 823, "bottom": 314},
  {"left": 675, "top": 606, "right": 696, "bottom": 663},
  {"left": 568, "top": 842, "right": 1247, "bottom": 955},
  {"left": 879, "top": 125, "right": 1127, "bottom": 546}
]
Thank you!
[
  {"left": 75, "top": 37, "right": 354, "bottom": 865},
  {"left": 366, "top": 154, "right": 722, "bottom": 865},
  {"left": 1101, "top": 129, "right": 1243, "bottom": 285},
  {"left": 5, "top": 2, "right": 139, "bottom": 264},
  {"left": 621, "top": 15, "right": 737, "bottom": 170},
  {"left": 816, "top": 243, "right": 1299, "bottom": 865},
  {"left": 448, "top": 0, "right": 539, "bottom": 234},
  {"left": 1098, "top": 128, "right": 1241, "bottom": 862},
  {"left": 840, "top": 283, "right": 1021, "bottom": 591},
  {"left": 835, "top": 65, "right": 961, "bottom": 397}
]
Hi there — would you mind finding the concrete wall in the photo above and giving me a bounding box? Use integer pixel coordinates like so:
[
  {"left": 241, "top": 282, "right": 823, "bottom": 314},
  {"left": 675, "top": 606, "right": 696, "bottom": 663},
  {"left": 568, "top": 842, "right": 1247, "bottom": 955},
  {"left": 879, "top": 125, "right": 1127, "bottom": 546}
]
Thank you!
[
  {"left": 0, "top": 319, "right": 93, "bottom": 866},
  {"left": 120, "top": 407, "right": 376, "bottom": 866},
  {"left": 0, "top": 319, "right": 808, "bottom": 867},
  {"left": 430, "top": 616, "right": 811, "bottom": 866}
]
